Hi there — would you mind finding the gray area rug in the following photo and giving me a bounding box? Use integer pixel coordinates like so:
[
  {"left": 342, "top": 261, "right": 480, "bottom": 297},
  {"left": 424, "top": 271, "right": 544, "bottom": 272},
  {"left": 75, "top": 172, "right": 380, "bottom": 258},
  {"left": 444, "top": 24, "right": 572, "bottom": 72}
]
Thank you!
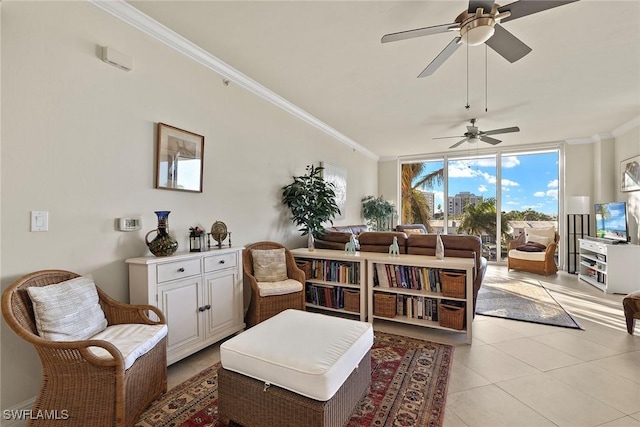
[{"left": 476, "top": 280, "right": 582, "bottom": 329}]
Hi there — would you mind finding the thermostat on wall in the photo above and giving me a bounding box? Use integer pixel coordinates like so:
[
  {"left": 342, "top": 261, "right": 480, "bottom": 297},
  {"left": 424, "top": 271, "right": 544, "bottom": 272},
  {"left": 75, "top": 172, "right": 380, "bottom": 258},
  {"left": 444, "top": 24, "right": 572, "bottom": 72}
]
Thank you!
[{"left": 118, "top": 217, "right": 142, "bottom": 231}]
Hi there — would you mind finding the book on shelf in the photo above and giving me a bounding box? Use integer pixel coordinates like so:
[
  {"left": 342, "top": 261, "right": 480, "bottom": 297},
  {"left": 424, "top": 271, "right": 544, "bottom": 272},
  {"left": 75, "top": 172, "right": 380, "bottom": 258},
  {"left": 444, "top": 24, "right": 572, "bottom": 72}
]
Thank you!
[
  {"left": 373, "top": 263, "right": 447, "bottom": 293},
  {"left": 303, "top": 259, "right": 360, "bottom": 284},
  {"left": 305, "top": 284, "right": 345, "bottom": 309},
  {"left": 393, "top": 295, "right": 439, "bottom": 321}
]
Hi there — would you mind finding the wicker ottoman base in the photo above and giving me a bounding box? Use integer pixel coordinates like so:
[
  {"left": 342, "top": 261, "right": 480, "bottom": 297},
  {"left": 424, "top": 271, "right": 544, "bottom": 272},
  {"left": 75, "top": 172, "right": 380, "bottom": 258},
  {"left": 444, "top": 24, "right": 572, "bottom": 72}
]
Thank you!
[{"left": 218, "top": 349, "right": 371, "bottom": 427}]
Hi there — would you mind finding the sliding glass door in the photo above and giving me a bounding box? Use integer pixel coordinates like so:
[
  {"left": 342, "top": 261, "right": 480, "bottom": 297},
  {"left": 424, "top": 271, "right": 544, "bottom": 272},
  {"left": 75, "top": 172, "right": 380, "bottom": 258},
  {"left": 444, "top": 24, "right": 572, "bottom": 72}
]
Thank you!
[{"left": 401, "top": 149, "right": 559, "bottom": 263}]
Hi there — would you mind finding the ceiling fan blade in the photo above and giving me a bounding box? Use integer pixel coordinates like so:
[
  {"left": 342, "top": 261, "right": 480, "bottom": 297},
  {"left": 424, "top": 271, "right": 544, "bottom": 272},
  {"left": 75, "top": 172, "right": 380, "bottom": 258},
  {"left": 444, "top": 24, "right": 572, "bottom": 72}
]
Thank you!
[
  {"left": 418, "top": 37, "right": 462, "bottom": 78},
  {"left": 468, "top": 0, "right": 495, "bottom": 13},
  {"left": 485, "top": 24, "right": 532, "bottom": 63},
  {"left": 381, "top": 22, "right": 458, "bottom": 44},
  {"left": 480, "top": 135, "right": 502, "bottom": 145},
  {"left": 498, "top": 0, "right": 579, "bottom": 23},
  {"left": 433, "top": 135, "right": 465, "bottom": 140},
  {"left": 483, "top": 126, "right": 520, "bottom": 136},
  {"left": 450, "top": 138, "right": 468, "bottom": 149}
]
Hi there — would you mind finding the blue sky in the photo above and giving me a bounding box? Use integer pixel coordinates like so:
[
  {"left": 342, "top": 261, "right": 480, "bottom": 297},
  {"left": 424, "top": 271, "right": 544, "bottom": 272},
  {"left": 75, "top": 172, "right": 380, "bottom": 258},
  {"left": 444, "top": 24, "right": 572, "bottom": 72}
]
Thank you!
[{"left": 418, "top": 151, "right": 559, "bottom": 215}]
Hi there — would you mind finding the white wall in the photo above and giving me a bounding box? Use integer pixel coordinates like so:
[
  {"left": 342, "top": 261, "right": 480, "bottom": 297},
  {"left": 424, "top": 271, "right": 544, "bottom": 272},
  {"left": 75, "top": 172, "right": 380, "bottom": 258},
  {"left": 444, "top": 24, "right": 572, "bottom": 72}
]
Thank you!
[
  {"left": 615, "top": 124, "right": 640, "bottom": 243},
  {"left": 0, "top": 2, "right": 377, "bottom": 408}
]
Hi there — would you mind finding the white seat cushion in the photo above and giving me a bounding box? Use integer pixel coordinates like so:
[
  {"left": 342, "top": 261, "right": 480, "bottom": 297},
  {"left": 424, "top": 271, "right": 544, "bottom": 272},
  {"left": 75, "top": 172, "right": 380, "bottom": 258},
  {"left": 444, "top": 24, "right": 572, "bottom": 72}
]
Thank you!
[
  {"left": 257, "top": 278, "right": 303, "bottom": 297},
  {"left": 88, "top": 323, "right": 168, "bottom": 370},
  {"left": 220, "top": 309, "right": 373, "bottom": 401},
  {"left": 509, "top": 249, "right": 547, "bottom": 262}
]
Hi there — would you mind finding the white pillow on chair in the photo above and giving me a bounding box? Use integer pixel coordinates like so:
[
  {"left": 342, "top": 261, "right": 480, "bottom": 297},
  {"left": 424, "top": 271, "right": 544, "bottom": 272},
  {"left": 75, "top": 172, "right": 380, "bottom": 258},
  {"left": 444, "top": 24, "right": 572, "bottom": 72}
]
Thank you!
[
  {"left": 251, "top": 248, "right": 287, "bottom": 282},
  {"left": 27, "top": 275, "right": 107, "bottom": 341}
]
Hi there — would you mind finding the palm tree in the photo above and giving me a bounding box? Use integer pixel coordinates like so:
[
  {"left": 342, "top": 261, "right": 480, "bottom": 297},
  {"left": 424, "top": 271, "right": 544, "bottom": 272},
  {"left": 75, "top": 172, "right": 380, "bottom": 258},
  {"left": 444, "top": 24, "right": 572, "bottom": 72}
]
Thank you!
[
  {"left": 457, "top": 197, "right": 510, "bottom": 241},
  {"left": 401, "top": 163, "right": 443, "bottom": 232}
]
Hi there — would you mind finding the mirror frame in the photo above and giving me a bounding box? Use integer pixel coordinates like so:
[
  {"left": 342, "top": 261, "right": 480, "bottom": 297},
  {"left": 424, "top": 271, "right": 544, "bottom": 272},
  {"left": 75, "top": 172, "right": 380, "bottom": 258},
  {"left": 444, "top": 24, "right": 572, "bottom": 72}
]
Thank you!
[{"left": 155, "top": 123, "right": 204, "bottom": 193}]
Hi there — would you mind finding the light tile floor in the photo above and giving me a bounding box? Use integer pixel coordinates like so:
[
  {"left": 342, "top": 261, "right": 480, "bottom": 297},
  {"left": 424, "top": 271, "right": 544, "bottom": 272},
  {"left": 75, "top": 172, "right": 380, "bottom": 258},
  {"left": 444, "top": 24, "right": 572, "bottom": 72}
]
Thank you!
[{"left": 167, "top": 264, "right": 640, "bottom": 427}]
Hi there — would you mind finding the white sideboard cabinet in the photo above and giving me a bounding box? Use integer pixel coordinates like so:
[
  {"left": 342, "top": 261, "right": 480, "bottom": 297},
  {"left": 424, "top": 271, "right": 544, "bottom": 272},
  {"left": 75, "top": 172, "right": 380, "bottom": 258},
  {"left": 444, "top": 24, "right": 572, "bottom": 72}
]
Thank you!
[
  {"left": 127, "top": 247, "right": 245, "bottom": 364},
  {"left": 578, "top": 239, "right": 640, "bottom": 294}
]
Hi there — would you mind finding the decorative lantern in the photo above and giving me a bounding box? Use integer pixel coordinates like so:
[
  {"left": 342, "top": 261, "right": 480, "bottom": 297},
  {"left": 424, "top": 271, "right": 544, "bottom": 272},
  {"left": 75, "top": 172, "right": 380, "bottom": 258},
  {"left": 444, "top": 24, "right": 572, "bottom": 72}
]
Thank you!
[{"left": 189, "top": 227, "right": 206, "bottom": 252}]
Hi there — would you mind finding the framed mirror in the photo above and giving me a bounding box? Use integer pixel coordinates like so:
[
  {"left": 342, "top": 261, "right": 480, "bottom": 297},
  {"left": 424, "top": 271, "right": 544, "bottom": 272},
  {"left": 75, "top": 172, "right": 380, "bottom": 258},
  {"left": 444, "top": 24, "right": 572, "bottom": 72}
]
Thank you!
[{"left": 155, "top": 123, "right": 204, "bottom": 192}]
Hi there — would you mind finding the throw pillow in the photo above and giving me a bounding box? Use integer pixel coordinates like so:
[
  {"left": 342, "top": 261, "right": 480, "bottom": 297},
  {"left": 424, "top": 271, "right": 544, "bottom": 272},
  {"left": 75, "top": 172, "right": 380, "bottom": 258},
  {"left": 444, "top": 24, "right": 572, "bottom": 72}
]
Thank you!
[
  {"left": 27, "top": 275, "right": 108, "bottom": 341},
  {"left": 516, "top": 242, "right": 547, "bottom": 252},
  {"left": 526, "top": 233, "right": 552, "bottom": 247},
  {"left": 252, "top": 248, "right": 287, "bottom": 282}
]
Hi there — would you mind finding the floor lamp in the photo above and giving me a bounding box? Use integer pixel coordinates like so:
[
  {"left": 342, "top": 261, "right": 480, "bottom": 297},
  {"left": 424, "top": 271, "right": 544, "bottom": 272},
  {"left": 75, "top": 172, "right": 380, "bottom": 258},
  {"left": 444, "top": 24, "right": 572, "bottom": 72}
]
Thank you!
[{"left": 567, "top": 196, "right": 591, "bottom": 274}]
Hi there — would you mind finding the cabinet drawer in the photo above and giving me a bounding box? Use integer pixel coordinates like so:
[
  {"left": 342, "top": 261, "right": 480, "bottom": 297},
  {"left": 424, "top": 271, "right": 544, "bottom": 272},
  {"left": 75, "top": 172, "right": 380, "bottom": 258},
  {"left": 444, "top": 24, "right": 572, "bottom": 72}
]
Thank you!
[
  {"left": 204, "top": 253, "right": 237, "bottom": 273},
  {"left": 580, "top": 239, "right": 606, "bottom": 253},
  {"left": 157, "top": 259, "right": 202, "bottom": 283}
]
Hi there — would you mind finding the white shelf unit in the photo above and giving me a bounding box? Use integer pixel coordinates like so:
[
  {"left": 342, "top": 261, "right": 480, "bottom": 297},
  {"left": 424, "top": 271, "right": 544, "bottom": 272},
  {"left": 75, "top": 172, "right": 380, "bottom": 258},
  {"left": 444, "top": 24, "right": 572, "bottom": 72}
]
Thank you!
[
  {"left": 365, "top": 252, "right": 474, "bottom": 344},
  {"left": 291, "top": 248, "right": 367, "bottom": 321},
  {"left": 578, "top": 239, "right": 640, "bottom": 294}
]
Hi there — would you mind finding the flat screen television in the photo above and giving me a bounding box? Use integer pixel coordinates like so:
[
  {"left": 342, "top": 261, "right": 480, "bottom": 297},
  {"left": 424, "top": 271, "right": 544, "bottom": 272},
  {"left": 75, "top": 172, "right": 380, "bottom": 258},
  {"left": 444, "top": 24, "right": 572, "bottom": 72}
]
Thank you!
[{"left": 594, "top": 201, "right": 629, "bottom": 243}]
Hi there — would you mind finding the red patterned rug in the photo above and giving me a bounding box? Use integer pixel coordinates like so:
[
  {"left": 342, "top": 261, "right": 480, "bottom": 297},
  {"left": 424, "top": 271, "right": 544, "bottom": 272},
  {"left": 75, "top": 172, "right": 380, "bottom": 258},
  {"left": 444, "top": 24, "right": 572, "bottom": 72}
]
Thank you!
[{"left": 136, "top": 331, "right": 453, "bottom": 427}]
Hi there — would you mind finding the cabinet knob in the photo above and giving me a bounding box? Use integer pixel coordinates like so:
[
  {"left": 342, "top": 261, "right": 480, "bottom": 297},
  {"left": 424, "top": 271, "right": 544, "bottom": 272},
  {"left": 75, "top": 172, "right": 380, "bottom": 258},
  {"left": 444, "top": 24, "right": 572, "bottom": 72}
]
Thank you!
[
  {"left": 177, "top": 267, "right": 185, "bottom": 273},
  {"left": 205, "top": 304, "right": 211, "bottom": 310},
  {"left": 219, "top": 260, "right": 225, "bottom": 264},
  {"left": 198, "top": 306, "right": 206, "bottom": 312}
]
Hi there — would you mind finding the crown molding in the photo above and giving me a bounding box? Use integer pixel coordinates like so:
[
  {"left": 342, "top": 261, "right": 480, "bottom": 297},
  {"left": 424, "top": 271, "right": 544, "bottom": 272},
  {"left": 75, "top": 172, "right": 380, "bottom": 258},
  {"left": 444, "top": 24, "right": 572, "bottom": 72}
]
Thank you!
[
  {"left": 87, "top": 0, "right": 379, "bottom": 161},
  {"left": 612, "top": 115, "right": 640, "bottom": 137}
]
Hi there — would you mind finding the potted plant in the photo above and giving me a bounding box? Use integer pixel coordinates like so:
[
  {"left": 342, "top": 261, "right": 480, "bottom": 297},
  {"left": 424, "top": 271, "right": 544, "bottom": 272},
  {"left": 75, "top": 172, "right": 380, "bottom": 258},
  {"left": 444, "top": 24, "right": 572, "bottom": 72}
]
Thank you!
[
  {"left": 282, "top": 164, "right": 341, "bottom": 249},
  {"left": 361, "top": 195, "right": 396, "bottom": 231}
]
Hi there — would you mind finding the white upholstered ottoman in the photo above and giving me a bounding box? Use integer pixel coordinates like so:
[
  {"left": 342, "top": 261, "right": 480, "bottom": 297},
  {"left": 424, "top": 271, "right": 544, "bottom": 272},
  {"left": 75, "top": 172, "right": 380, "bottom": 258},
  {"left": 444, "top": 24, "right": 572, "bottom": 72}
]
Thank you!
[{"left": 218, "top": 309, "right": 373, "bottom": 427}]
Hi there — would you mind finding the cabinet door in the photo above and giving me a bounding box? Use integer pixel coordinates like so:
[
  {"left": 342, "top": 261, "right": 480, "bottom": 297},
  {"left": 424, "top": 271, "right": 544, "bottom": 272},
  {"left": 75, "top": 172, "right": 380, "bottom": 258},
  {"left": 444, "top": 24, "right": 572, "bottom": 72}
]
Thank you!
[
  {"left": 203, "top": 270, "right": 242, "bottom": 337},
  {"left": 158, "top": 277, "right": 204, "bottom": 356}
]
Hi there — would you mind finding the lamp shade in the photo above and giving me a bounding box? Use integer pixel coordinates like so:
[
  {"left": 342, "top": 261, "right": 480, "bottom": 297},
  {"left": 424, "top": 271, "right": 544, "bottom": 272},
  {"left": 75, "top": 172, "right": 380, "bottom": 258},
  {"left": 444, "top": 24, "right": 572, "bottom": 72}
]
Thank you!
[{"left": 568, "top": 196, "right": 590, "bottom": 214}]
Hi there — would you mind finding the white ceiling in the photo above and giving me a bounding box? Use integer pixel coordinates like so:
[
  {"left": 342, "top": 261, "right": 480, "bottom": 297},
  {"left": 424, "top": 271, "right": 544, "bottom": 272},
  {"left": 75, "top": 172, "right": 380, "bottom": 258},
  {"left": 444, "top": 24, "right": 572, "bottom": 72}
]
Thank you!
[{"left": 129, "top": 0, "right": 640, "bottom": 159}]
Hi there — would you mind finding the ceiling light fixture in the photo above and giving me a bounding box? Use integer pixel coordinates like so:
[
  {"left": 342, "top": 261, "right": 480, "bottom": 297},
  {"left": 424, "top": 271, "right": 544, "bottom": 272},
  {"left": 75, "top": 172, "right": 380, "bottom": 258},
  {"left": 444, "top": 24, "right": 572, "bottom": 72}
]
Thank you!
[{"left": 460, "top": 18, "right": 495, "bottom": 46}]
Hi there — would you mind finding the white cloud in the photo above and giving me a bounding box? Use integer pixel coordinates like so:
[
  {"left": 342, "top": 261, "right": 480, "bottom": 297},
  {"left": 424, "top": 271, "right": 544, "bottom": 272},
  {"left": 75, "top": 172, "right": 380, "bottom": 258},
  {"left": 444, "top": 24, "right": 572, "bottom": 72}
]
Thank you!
[
  {"left": 501, "top": 179, "right": 519, "bottom": 187},
  {"left": 534, "top": 191, "right": 546, "bottom": 197},
  {"left": 478, "top": 185, "right": 488, "bottom": 193},
  {"left": 546, "top": 189, "right": 558, "bottom": 200},
  {"left": 548, "top": 179, "right": 558, "bottom": 188},
  {"left": 501, "top": 156, "right": 520, "bottom": 168}
]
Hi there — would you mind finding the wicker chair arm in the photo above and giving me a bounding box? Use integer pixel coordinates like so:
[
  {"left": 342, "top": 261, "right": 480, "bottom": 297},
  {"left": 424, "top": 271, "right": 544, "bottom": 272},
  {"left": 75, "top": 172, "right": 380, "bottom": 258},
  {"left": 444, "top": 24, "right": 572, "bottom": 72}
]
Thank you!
[
  {"left": 33, "top": 337, "right": 125, "bottom": 368},
  {"left": 545, "top": 241, "right": 558, "bottom": 255},
  {"left": 285, "top": 251, "right": 305, "bottom": 283},
  {"left": 244, "top": 272, "right": 261, "bottom": 294},
  {"left": 98, "top": 288, "right": 166, "bottom": 325},
  {"left": 508, "top": 234, "right": 525, "bottom": 250}
]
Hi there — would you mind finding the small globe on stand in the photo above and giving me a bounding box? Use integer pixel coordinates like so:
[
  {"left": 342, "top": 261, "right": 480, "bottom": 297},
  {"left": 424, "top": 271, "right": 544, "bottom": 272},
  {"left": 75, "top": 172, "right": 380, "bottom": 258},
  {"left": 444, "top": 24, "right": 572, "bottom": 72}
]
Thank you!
[{"left": 210, "top": 221, "right": 228, "bottom": 248}]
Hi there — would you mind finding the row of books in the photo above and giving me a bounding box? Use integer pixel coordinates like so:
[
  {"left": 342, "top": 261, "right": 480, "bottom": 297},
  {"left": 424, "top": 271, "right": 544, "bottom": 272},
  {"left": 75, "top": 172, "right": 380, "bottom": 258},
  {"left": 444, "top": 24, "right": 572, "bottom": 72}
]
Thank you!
[
  {"left": 395, "top": 295, "right": 442, "bottom": 321},
  {"left": 305, "top": 284, "right": 352, "bottom": 309},
  {"left": 303, "top": 259, "right": 361, "bottom": 284},
  {"left": 373, "top": 263, "right": 445, "bottom": 292}
]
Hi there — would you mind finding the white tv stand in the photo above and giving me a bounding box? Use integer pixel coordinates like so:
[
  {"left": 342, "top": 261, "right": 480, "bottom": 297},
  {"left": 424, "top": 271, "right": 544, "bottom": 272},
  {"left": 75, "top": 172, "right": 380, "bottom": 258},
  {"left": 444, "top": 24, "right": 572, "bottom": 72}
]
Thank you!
[{"left": 578, "top": 239, "right": 640, "bottom": 294}]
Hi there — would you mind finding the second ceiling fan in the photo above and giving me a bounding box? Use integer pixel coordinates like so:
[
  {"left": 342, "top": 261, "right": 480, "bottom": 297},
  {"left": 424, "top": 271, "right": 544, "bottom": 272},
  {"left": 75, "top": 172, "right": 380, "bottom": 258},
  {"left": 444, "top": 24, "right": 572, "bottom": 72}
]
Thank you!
[
  {"left": 434, "top": 118, "right": 520, "bottom": 148},
  {"left": 382, "top": 0, "right": 578, "bottom": 77}
]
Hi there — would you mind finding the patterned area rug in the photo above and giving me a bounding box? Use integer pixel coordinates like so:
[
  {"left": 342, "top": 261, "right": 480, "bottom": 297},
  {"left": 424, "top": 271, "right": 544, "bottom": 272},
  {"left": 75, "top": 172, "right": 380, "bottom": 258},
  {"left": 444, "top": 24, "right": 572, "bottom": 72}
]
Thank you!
[
  {"left": 476, "top": 279, "right": 582, "bottom": 329},
  {"left": 136, "top": 332, "right": 454, "bottom": 427}
]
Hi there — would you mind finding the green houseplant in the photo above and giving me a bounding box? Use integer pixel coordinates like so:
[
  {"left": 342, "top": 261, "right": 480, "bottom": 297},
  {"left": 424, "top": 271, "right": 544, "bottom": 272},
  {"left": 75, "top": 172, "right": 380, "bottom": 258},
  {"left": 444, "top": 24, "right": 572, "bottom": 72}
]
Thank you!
[
  {"left": 361, "top": 195, "right": 396, "bottom": 231},
  {"left": 282, "top": 165, "right": 341, "bottom": 247}
]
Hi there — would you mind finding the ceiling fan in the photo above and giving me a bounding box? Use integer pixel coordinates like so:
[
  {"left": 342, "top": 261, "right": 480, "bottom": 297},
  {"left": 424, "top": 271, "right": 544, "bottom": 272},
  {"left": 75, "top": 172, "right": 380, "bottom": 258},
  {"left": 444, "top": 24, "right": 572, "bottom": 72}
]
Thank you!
[
  {"left": 434, "top": 118, "right": 520, "bottom": 148},
  {"left": 381, "top": 0, "right": 578, "bottom": 77}
]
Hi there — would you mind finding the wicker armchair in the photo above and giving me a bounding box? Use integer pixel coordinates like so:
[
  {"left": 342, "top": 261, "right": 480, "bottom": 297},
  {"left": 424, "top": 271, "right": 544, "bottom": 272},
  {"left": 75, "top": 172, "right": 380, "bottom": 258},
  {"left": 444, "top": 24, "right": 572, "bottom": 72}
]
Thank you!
[
  {"left": 243, "top": 242, "right": 306, "bottom": 328},
  {"left": 507, "top": 231, "right": 559, "bottom": 275},
  {"left": 1, "top": 270, "right": 168, "bottom": 427}
]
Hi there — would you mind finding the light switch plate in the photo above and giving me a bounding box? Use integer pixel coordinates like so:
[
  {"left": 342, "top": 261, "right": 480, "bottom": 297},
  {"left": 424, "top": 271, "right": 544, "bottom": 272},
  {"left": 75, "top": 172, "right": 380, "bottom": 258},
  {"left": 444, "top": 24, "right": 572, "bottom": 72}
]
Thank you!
[{"left": 31, "top": 211, "right": 48, "bottom": 232}]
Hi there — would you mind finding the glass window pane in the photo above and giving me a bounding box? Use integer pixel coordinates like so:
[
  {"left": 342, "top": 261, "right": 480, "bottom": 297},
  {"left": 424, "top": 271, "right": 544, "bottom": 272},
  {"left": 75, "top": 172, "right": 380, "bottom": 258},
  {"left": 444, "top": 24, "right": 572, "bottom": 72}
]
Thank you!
[{"left": 401, "top": 161, "right": 444, "bottom": 232}]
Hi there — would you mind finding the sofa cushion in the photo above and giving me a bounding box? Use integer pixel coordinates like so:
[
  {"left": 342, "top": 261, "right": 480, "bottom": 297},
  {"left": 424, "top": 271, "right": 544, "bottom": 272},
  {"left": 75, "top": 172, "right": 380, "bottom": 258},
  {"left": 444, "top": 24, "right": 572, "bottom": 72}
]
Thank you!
[
  {"left": 27, "top": 275, "right": 108, "bottom": 341},
  {"left": 358, "top": 231, "right": 407, "bottom": 254},
  {"left": 251, "top": 248, "right": 287, "bottom": 282},
  {"left": 88, "top": 323, "right": 168, "bottom": 370},
  {"left": 324, "top": 225, "right": 368, "bottom": 235}
]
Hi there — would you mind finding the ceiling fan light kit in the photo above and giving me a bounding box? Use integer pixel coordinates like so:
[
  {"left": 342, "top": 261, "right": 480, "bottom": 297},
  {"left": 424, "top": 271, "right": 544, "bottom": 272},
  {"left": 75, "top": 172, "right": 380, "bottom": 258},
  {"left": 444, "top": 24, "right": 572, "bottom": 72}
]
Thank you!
[{"left": 381, "top": 0, "right": 578, "bottom": 77}]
